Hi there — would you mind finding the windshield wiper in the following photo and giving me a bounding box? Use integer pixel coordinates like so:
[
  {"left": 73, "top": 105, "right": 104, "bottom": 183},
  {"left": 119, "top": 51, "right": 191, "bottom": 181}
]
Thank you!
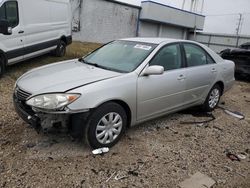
[
  {"left": 78, "top": 57, "right": 126, "bottom": 73},
  {"left": 79, "top": 58, "right": 109, "bottom": 69}
]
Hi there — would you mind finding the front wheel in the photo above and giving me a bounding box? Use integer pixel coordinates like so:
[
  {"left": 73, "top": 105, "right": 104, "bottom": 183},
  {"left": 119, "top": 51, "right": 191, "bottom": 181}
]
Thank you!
[
  {"left": 85, "top": 102, "right": 127, "bottom": 149},
  {"left": 203, "top": 84, "right": 222, "bottom": 112},
  {"left": 54, "top": 40, "right": 66, "bottom": 57}
]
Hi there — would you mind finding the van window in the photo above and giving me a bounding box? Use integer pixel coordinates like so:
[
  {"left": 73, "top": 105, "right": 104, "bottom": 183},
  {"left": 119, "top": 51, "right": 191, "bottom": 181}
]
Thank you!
[{"left": 0, "top": 1, "right": 19, "bottom": 28}]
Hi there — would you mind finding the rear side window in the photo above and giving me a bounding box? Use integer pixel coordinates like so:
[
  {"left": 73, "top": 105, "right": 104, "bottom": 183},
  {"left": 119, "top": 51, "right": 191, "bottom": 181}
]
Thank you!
[
  {"left": 150, "top": 44, "right": 182, "bottom": 71},
  {"left": 183, "top": 43, "right": 215, "bottom": 67},
  {"left": 0, "top": 1, "right": 19, "bottom": 28}
]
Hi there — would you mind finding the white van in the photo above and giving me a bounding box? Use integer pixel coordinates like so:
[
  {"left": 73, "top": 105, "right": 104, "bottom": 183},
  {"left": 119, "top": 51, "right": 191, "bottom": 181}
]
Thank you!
[{"left": 0, "top": 0, "right": 72, "bottom": 76}]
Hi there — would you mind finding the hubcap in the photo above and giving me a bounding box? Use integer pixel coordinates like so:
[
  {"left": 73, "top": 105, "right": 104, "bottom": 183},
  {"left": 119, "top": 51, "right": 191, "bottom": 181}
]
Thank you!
[
  {"left": 95, "top": 112, "right": 123, "bottom": 144},
  {"left": 208, "top": 88, "right": 220, "bottom": 109}
]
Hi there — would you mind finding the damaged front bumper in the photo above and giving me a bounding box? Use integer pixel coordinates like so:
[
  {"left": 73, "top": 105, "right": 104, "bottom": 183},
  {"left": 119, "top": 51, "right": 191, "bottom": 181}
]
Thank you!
[
  {"left": 13, "top": 94, "right": 40, "bottom": 130},
  {"left": 13, "top": 94, "right": 89, "bottom": 135}
]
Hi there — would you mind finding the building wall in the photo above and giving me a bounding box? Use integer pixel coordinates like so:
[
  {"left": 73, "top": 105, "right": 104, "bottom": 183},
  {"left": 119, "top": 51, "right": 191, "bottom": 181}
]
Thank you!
[
  {"left": 71, "top": 0, "right": 202, "bottom": 43},
  {"left": 138, "top": 22, "right": 187, "bottom": 39},
  {"left": 72, "top": 0, "right": 139, "bottom": 43},
  {"left": 189, "top": 32, "right": 250, "bottom": 53}
]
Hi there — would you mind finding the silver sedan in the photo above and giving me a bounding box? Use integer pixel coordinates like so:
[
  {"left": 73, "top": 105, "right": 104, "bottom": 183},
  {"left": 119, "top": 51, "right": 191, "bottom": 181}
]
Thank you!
[{"left": 13, "top": 38, "right": 235, "bottom": 148}]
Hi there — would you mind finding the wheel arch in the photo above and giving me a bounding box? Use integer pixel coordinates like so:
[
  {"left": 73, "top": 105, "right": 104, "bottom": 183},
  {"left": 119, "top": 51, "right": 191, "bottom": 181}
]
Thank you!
[
  {"left": 60, "top": 35, "right": 67, "bottom": 44},
  {"left": 214, "top": 81, "right": 224, "bottom": 94}
]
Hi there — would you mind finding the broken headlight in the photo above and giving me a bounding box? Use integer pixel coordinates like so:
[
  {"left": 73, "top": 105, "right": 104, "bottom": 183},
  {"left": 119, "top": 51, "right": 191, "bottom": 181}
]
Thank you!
[{"left": 26, "top": 93, "right": 81, "bottom": 110}]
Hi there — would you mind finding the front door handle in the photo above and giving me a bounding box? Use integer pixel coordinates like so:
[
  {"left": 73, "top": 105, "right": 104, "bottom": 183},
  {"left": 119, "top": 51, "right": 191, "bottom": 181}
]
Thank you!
[
  {"left": 18, "top": 30, "right": 24, "bottom": 34},
  {"left": 177, "top": 74, "right": 186, "bottom": 80},
  {"left": 211, "top": 68, "right": 217, "bottom": 73}
]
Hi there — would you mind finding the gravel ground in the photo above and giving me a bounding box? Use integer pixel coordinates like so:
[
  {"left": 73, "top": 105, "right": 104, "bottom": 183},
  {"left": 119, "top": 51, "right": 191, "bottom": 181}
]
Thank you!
[{"left": 0, "top": 43, "right": 250, "bottom": 187}]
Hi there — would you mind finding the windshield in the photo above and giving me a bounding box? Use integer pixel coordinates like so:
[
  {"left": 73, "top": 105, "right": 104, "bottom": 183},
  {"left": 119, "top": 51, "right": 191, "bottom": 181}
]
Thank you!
[{"left": 83, "top": 40, "right": 157, "bottom": 73}]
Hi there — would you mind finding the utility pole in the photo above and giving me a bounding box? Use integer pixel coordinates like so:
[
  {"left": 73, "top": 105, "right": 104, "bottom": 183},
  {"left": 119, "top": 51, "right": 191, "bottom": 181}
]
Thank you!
[
  {"left": 236, "top": 13, "right": 242, "bottom": 36},
  {"left": 236, "top": 13, "right": 243, "bottom": 47},
  {"left": 182, "top": 0, "right": 186, "bottom": 9}
]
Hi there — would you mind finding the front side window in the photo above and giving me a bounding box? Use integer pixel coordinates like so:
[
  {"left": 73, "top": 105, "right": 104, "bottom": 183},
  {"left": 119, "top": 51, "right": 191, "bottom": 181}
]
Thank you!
[
  {"left": 0, "top": 1, "right": 19, "bottom": 28},
  {"left": 183, "top": 43, "right": 215, "bottom": 67},
  {"left": 84, "top": 41, "right": 157, "bottom": 73},
  {"left": 150, "top": 44, "right": 182, "bottom": 71}
]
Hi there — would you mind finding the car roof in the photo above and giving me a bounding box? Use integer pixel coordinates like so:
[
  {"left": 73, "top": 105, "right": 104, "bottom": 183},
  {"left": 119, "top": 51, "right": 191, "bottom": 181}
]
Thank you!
[{"left": 120, "top": 37, "right": 187, "bottom": 44}]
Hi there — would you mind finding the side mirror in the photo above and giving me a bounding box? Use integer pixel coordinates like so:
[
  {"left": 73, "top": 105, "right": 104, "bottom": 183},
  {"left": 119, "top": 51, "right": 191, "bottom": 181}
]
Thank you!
[
  {"left": 142, "top": 65, "right": 164, "bottom": 76},
  {"left": 0, "top": 20, "right": 12, "bottom": 35}
]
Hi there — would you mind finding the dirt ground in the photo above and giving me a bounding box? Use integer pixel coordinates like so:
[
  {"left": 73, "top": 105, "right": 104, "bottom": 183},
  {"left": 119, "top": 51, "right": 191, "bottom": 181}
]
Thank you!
[{"left": 0, "top": 42, "right": 250, "bottom": 188}]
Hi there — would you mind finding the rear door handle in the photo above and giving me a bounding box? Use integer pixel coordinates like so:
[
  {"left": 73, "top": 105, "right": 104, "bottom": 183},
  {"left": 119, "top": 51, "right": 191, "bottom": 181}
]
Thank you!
[
  {"left": 18, "top": 30, "right": 24, "bottom": 34},
  {"left": 177, "top": 74, "right": 186, "bottom": 80}
]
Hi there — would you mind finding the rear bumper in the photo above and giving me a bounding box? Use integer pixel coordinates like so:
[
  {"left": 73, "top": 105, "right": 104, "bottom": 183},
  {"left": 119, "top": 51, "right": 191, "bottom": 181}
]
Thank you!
[{"left": 13, "top": 95, "right": 40, "bottom": 129}]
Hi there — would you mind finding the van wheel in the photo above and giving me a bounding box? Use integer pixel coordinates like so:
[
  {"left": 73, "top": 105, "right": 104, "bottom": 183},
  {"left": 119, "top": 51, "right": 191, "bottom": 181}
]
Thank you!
[
  {"left": 203, "top": 84, "right": 222, "bottom": 112},
  {"left": 85, "top": 102, "right": 127, "bottom": 149},
  {"left": 0, "top": 55, "right": 6, "bottom": 78},
  {"left": 54, "top": 40, "right": 66, "bottom": 57}
]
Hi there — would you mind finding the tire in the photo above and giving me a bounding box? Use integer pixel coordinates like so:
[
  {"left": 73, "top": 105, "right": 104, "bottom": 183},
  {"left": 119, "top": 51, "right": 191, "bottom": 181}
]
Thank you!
[
  {"left": 0, "top": 55, "right": 6, "bottom": 78},
  {"left": 203, "top": 84, "right": 222, "bottom": 112},
  {"left": 54, "top": 40, "right": 66, "bottom": 57},
  {"left": 85, "top": 102, "right": 127, "bottom": 149}
]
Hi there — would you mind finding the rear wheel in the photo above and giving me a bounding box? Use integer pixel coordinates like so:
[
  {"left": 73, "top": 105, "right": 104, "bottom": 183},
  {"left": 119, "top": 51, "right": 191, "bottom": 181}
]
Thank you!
[
  {"left": 0, "top": 55, "right": 6, "bottom": 78},
  {"left": 203, "top": 84, "right": 222, "bottom": 112},
  {"left": 85, "top": 102, "right": 127, "bottom": 149},
  {"left": 54, "top": 40, "right": 66, "bottom": 57}
]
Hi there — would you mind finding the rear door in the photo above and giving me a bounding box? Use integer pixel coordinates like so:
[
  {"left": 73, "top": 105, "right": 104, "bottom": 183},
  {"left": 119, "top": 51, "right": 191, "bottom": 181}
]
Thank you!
[
  {"left": 182, "top": 43, "right": 218, "bottom": 105},
  {"left": 137, "top": 43, "right": 187, "bottom": 120},
  {"left": 0, "top": 1, "right": 25, "bottom": 64}
]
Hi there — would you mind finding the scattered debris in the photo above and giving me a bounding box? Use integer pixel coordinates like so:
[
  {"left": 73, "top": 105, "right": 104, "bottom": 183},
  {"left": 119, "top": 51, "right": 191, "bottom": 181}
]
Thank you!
[
  {"left": 236, "top": 152, "right": 248, "bottom": 160},
  {"left": 223, "top": 166, "right": 233, "bottom": 172},
  {"left": 91, "top": 168, "right": 98, "bottom": 175},
  {"left": 166, "top": 126, "right": 178, "bottom": 134},
  {"left": 106, "top": 172, "right": 116, "bottom": 182},
  {"left": 114, "top": 171, "right": 128, "bottom": 180},
  {"left": 225, "top": 150, "right": 241, "bottom": 161},
  {"left": 213, "top": 125, "right": 223, "bottom": 131},
  {"left": 224, "top": 110, "right": 245, "bottom": 120},
  {"left": 26, "top": 143, "right": 36, "bottom": 148},
  {"left": 218, "top": 105, "right": 245, "bottom": 120},
  {"left": 179, "top": 172, "right": 216, "bottom": 188},
  {"left": 180, "top": 113, "right": 215, "bottom": 125},
  {"left": 92, "top": 147, "right": 109, "bottom": 155}
]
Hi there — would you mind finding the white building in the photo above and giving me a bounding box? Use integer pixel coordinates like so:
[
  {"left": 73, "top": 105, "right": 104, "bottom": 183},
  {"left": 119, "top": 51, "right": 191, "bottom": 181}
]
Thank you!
[{"left": 71, "top": 0, "right": 205, "bottom": 43}]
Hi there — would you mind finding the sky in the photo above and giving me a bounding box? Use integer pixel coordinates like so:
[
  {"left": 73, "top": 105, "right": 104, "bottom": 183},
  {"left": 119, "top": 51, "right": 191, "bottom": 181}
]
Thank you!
[{"left": 119, "top": 0, "right": 250, "bottom": 35}]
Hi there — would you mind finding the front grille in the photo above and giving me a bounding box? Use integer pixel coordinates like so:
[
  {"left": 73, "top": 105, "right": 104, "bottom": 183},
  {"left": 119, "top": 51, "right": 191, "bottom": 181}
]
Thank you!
[{"left": 15, "top": 87, "right": 32, "bottom": 101}]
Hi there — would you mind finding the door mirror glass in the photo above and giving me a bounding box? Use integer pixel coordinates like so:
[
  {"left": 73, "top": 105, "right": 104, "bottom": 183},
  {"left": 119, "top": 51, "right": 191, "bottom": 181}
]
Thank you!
[
  {"left": 0, "top": 19, "right": 12, "bottom": 35},
  {"left": 143, "top": 65, "right": 164, "bottom": 76}
]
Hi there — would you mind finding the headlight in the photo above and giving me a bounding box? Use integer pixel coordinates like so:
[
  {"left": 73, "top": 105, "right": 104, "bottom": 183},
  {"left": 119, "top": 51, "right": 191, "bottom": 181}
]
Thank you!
[{"left": 26, "top": 93, "right": 80, "bottom": 110}]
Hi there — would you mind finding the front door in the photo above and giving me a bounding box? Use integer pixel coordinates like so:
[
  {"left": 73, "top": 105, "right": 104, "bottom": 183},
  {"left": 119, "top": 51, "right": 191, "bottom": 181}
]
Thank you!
[{"left": 137, "top": 43, "right": 186, "bottom": 121}]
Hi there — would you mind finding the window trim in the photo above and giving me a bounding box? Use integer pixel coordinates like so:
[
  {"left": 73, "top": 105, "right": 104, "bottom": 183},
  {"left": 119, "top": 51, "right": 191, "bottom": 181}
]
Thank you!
[
  {"left": 148, "top": 42, "right": 185, "bottom": 72},
  {"left": 181, "top": 42, "right": 216, "bottom": 68},
  {"left": 1, "top": 0, "right": 19, "bottom": 28}
]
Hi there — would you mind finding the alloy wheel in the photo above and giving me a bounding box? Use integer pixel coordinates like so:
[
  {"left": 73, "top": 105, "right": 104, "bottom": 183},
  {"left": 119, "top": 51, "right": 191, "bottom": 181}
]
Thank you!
[{"left": 208, "top": 88, "right": 220, "bottom": 109}]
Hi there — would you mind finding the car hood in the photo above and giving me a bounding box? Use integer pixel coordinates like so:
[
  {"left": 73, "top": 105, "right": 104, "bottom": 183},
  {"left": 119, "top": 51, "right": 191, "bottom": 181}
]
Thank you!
[{"left": 16, "top": 59, "right": 122, "bottom": 94}]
